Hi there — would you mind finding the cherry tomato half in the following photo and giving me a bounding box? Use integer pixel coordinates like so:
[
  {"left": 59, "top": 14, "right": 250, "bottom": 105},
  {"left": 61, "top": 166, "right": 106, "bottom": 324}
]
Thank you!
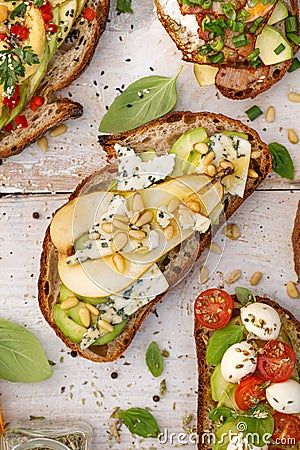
[
  {"left": 83, "top": 7, "right": 96, "bottom": 21},
  {"left": 272, "top": 412, "right": 300, "bottom": 445},
  {"left": 235, "top": 375, "right": 267, "bottom": 411},
  {"left": 257, "top": 340, "right": 296, "bottom": 382},
  {"left": 194, "top": 288, "right": 234, "bottom": 329}
]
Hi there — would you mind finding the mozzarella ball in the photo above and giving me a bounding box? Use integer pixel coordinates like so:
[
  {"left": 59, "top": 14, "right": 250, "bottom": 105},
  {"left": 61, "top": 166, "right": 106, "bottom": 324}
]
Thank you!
[
  {"left": 221, "top": 341, "right": 257, "bottom": 383},
  {"left": 241, "top": 303, "right": 280, "bottom": 340},
  {"left": 266, "top": 379, "right": 300, "bottom": 414}
]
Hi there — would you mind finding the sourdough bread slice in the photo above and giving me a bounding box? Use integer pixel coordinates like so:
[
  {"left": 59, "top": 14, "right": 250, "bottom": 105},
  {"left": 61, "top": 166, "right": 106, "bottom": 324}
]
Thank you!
[
  {"left": 0, "top": 0, "right": 109, "bottom": 158},
  {"left": 195, "top": 296, "right": 300, "bottom": 450},
  {"left": 38, "top": 111, "right": 272, "bottom": 362},
  {"left": 155, "top": 0, "right": 299, "bottom": 99},
  {"left": 292, "top": 201, "right": 300, "bottom": 283}
]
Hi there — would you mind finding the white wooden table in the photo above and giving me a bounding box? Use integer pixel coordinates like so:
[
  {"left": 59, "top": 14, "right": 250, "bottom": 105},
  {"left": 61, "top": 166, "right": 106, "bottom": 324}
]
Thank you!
[{"left": 1, "top": 0, "right": 300, "bottom": 448}]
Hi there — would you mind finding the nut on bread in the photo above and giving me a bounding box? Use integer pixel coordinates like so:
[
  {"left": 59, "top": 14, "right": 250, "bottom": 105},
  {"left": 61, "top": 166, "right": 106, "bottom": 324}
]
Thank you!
[{"left": 38, "top": 111, "right": 272, "bottom": 362}]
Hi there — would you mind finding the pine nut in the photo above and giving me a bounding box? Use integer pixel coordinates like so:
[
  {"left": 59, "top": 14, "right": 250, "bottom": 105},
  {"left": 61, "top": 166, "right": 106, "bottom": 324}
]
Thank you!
[
  {"left": 61, "top": 296, "right": 79, "bottom": 310},
  {"left": 79, "top": 307, "right": 91, "bottom": 328},
  {"left": 112, "top": 253, "right": 126, "bottom": 273},
  {"left": 132, "top": 192, "right": 144, "bottom": 212},
  {"left": 98, "top": 319, "right": 114, "bottom": 332},
  {"left": 129, "top": 229, "right": 146, "bottom": 240},
  {"left": 265, "top": 106, "right": 275, "bottom": 123},
  {"left": 250, "top": 271, "right": 262, "bottom": 286},
  {"left": 135, "top": 211, "right": 153, "bottom": 227},
  {"left": 224, "top": 223, "right": 241, "bottom": 240},
  {"left": 114, "top": 214, "right": 129, "bottom": 223},
  {"left": 130, "top": 211, "right": 140, "bottom": 225},
  {"left": 286, "top": 281, "right": 299, "bottom": 299},
  {"left": 101, "top": 222, "right": 114, "bottom": 234},
  {"left": 203, "top": 151, "right": 215, "bottom": 166},
  {"left": 38, "top": 136, "right": 48, "bottom": 152},
  {"left": 288, "top": 129, "right": 299, "bottom": 144},
  {"left": 248, "top": 169, "right": 259, "bottom": 178},
  {"left": 206, "top": 164, "right": 217, "bottom": 177},
  {"left": 113, "top": 232, "right": 128, "bottom": 251},
  {"left": 210, "top": 242, "right": 222, "bottom": 255},
  {"left": 167, "top": 198, "right": 180, "bottom": 213},
  {"left": 288, "top": 92, "right": 300, "bottom": 103},
  {"left": 164, "top": 224, "right": 174, "bottom": 240},
  {"left": 49, "top": 124, "right": 67, "bottom": 137},
  {"left": 113, "top": 219, "right": 129, "bottom": 231},
  {"left": 226, "top": 269, "right": 241, "bottom": 284},
  {"left": 250, "top": 150, "right": 261, "bottom": 159},
  {"left": 219, "top": 160, "right": 234, "bottom": 170},
  {"left": 0, "top": 5, "right": 8, "bottom": 22},
  {"left": 200, "top": 266, "right": 209, "bottom": 283},
  {"left": 85, "top": 303, "right": 99, "bottom": 316},
  {"left": 186, "top": 200, "right": 201, "bottom": 213},
  {"left": 194, "top": 142, "right": 209, "bottom": 154}
]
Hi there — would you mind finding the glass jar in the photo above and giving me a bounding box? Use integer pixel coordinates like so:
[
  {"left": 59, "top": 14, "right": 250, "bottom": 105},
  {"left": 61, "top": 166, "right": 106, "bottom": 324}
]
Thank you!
[{"left": 0, "top": 420, "right": 93, "bottom": 450}]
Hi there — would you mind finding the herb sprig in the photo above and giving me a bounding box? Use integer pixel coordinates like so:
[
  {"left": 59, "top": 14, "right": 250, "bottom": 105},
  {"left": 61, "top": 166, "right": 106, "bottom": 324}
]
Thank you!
[{"left": 0, "top": 46, "right": 39, "bottom": 93}]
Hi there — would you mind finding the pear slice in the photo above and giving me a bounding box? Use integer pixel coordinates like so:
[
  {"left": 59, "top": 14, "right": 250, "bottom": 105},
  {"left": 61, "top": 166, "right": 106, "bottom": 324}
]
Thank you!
[{"left": 52, "top": 174, "right": 223, "bottom": 298}]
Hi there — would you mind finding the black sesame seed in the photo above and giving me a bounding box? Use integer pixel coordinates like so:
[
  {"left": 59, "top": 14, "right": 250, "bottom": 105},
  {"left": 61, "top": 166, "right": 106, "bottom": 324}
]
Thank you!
[
  {"left": 111, "top": 372, "right": 118, "bottom": 379},
  {"left": 32, "top": 212, "right": 39, "bottom": 219},
  {"left": 149, "top": 66, "right": 154, "bottom": 71},
  {"left": 71, "top": 350, "right": 77, "bottom": 358},
  {"left": 153, "top": 395, "right": 160, "bottom": 402},
  {"left": 125, "top": 58, "right": 131, "bottom": 62}
]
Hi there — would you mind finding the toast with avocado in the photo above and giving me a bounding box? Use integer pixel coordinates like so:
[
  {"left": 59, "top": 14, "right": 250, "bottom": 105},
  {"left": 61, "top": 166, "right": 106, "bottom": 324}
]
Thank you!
[
  {"left": 0, "top": 0, "right": 109, "bottom": 158},
  {"left": 38, "top": 111, "right": 272, "bottom": 362},
  {"left": 194, "top": 288, "right": 300, "bottom": 450},
  {"left": 155, "top": 0, "right": 299, "bottom": 99}
]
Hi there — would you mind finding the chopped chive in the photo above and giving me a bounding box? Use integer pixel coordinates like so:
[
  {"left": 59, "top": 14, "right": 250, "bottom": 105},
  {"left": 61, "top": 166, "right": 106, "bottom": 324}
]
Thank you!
[
  {"left": 274, "top": 43, "right": 285, "bottom": 55},
  {"left": 250, "top": 59, "right": 262, "bottom": 68},
  {"left": 211, "top": 38, "right": 224, "bottom": 51},
  {"left": 285, "top": 16, "right": 297, "bottom": 33},
  {"left": 232, "top": 33, "right": 250, "bottom": 48},
  {"left": 260, "top": 0, "right": 268, "bottom": 5},
  {"left": 198, "top": 44, "right": 212, "bottom": 56},
  {"left": 221, "top": 3, "right": 236, "bottom": 20},
  {"left": 287, "top": 32, "right": 300, "bottom": 45},
  {"left": 201, "top": 0, "right": 212, "bottom": 9},
  {"left": 288, "top": 57, "right": 300, "bottom": 72},
  {"left": 202, "top": 15, "right": 211, "bottom": 31},
  {"left": 248, "top": 48, "right": 261, "bottom": 67},
  {"left": 233, "top": 21, "right": 245, "bottom": 33},
  {"left": 237, "top": 8, "right": 251, "bottom": 20},
  {"left": 245, "top": 105, "right": 263, "bottom": 121},
  {"left": 249, "top": 17, "right": 264, "bottom": 34},
  {"left": 208, "top": 52, "right": 225, "bottom": 63}
]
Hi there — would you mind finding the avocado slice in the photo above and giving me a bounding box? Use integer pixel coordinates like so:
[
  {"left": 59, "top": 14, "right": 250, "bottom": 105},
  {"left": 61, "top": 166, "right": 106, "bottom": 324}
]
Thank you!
[
  {"left": 217, "top": 384, "right": 238, "bottom": 410},
  {"left": 215, "top": 420, "right": 240, "bottom": 450},
  {"left": 211, "top": 364, "right": 234, "bottom": 402},
  {"left": 140, "top": 149, "right": 157, "bottom": 162},
  {"left": 0, "top": 106, "right": 10, "bottom": 131},
  {"left": 221, "top": 131, "right": 248, "bottom": 141},
  {"left": 268, "top": 0, "right": 289, "bottom": 25},
  {"left": 194, "top": 64, "right": 218, "bottom": 86},
  {"left": 93, "top": 319, "right": 127, "bottom": 345},
  {"left": 58, "top": 0, "right": 78, "bottom": 48},
  {"left": 255, "top": 25, "right": 293, "bottom": 65},
  {"left": 169, "top": 127, "right": 208, "bottom": 177},
  {"left": 60, "top": 284, "right": 75, "bottom": 302},
  {"left": 54, "top": 304, "right": 86, "bottom": 343}
]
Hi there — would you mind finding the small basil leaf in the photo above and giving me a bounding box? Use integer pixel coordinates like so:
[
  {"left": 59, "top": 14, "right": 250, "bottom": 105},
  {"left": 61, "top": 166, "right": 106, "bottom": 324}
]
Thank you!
[
  {"left": 0, "top": 318, "right": 53, "bottom": 382},
  {"left": 209, "top": 407, "right": 238, "bottom": 424},
  {"left": 119, "top": 407, "right": 160, "bottom": 438},
  {"left": 235, "top": 287, "right": 256, "bottom": 306},
  {"left": 206, "top": 325, "right": 244, "bottom": 366},
  {"left": 99, "top": 67, "right": 182, "bottom": 133},
  {"left": 146, "top": 341, "right": 163, "bottom": 377},
  {"left": 268, "top": 142, "right": 294, "bottom": 180},
  {"left": 241, "top": 404, "right": 274, "bottom": 446},
  {"left": 116, "top": 0, "right": 132, "bottom": 13}
]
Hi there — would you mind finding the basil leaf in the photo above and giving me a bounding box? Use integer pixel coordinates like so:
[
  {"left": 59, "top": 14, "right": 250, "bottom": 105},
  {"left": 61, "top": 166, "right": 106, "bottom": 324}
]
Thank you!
[
  {"left": 99, "top": 68, "right": 182, "bottom": 133},
  {"left": 268, "top": 142, "right": 294, "bottom": 180},
  {"left": 116, "top": 0, "right": 132, "bottom": 13},
  {"left": 0, "top": 318, "right": 53, "bottom": 382},
  {"left": 235, "top": 287, "right": 256, "bottom": 306},
  {"left": 146, "top": 341, "right": 163, "bottom": 377},
  {"left": 119, "top": 407, "right": 160, "bottom": 438},
  {"left": 206, "top": 325, "right": 244, "bottom": 366},
  {"left": 241, "top": 404, "right": 274, "bottom": 446},
  {"left": 209, "top": 407, "right": 238, "bottom": 424}
]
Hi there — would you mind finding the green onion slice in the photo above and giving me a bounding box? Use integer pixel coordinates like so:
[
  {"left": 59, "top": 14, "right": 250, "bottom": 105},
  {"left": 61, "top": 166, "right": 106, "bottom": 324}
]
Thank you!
[
  {"left": 288, "top": 57, "right": 300, "bottom": 72},
  {"left": 211, "top": 38, "right": 224, "bottom": 51},
  {"left": 232, "top": 33, "right": 250, "bottom": 48},
  {"left": 208, "top": 51, "right": 225, "bottom": 63},
  {"left": 221, "top": 3, "right": 236, "bottom": 20},
  {"left": 274, "top": 43, "right": 285, "bottom": 55},
  {"left": 285, "top": 16, "right": 298, "bottom": 33},
  {"left": 245, "top": 105, "right": 263, "bottom": 121},
  {"left": 287, "top": 32, "right": 300, "bottom": 45}
]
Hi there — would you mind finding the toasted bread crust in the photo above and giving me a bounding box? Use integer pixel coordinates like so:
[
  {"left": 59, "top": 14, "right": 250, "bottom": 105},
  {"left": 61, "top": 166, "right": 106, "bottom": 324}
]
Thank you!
[
  {"left": 195, "top": 296, "right": 300, "bottom": 450},
  {"left": 39, "top": 111, "right": 272, "bottom": 362},
  {"left": 292, "top": 201, "right": 300, "bottom": 283},
  {"left": 0, "top": 0, "right": 109, "bottom": 158}
]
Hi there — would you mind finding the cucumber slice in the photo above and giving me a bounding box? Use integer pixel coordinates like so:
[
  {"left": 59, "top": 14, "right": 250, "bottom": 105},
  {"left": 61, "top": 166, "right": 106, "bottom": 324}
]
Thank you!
[{"left": 255, "top": 25, "right": 293, "bottom": 65}]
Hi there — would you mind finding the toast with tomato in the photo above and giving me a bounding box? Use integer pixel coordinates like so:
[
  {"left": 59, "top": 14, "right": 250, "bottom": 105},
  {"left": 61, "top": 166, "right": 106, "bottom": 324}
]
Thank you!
[
  {"left": 155, "top": 0, "right": 299, "bottom": 99},
  {"left": 194, "top": 288, "right": 300, "bottom": 449},
  {"left": 39, "top": 111, "right": 271, "bottom": 362},
  {"left": 0, "top": 0, "right": 109, "bottom": 158}
]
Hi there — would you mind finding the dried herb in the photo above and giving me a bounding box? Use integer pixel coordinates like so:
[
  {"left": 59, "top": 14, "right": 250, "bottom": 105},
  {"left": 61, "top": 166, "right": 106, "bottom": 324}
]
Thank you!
[{"left": 146, "top": 341, "right": 164, "bottom": 377}]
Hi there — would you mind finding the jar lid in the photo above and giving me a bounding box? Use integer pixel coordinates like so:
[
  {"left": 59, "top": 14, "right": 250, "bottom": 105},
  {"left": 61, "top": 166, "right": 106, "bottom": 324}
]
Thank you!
[{"left": 14, "top": 438, "right": 70, "bottom": 450}]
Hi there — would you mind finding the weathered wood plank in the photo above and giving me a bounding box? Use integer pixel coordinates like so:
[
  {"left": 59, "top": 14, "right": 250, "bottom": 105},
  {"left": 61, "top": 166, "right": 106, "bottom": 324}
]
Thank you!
[{"left": 0, "top": 190, "right": 299, "bottom": 448}]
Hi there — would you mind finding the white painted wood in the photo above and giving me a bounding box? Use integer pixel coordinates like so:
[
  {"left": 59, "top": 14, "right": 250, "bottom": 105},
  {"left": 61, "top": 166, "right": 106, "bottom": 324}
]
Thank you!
[{"left": 0, "top": 191, "right": 299, "bottom": 449}]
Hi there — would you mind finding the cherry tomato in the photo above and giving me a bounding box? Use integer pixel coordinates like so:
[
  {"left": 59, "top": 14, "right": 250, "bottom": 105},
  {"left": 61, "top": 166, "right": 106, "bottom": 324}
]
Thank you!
[
  {"left": 194, "top": 288, "right": 234, "bottom": 329},
  {"left": 42, "top": 10, "right": 53, "bottom": 22},
  {"left": 15, "top": 115, "right": 28, "bottom": 129},
  {"left": 29, "top": 95, "right": 45, "bottom": 111},
  {"left": 83, "top": 7, "right": 96, "bottom": 21},
  {"left": 10, "top": 25, "right": 30, "bottom": 41},
  {"left": 272, "top": 412, "right": 300, "bottom": 445},
  {"left": 257, "top": 340, "right": 296, "bottom": 382},
  {"left": 41, "top": 0, "right": 52, "bottom": 21},
  {"left": 0, "top": 33, "right": 7, "bottom": 40},
  {"left": 3, "top": 85, "right": 20, "bottom": 110},
  {"left": 44, "top": 23, "right": 58, "bottom": 33},
  {"left": 235, "top": 375, "right": 267, "bottom": 410}
]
